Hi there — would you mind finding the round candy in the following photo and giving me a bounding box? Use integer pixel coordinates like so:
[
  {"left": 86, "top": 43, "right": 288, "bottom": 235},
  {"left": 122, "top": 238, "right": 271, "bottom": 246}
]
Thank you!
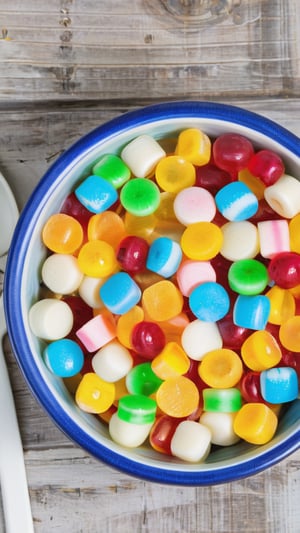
[
  {"left": 131, "top": 320, "right": 166, "bottom": 360},
  {"left": 247, "top": 149, "right": 285, "bottom": 186},
  {"left": 126, "top": 362, "right": 163, "bottom": 396},
  {"left": 220, "top": 221, "right": 259, "bottom": 261},
  {"left": 181, "top": 319, "right": 223, "bottom": 361},
  {"left": 268, "top": 251, "right": 300, "bottom": 289},
  {"left": 265, "top": 285, "right": 295, "bottom": 325},
  {"left": 240, "top": 371, "right": 265, "bottom": 403},
  {"left": 60, "top": 192, "right": 92, "bottom": 232},
  {"left": 75, "top": 175, "right": 118, "bottom": 214},
  {"left": 149, "top": 415, "right": 180, "bottom": 455},
  {"left": 264, "top": 174, "right": 300, "bottom": 218},
  {"left": 181, "top": 222, "right": 223, "bottom": 260},
  {"left": 228, "top": 258, "right": 269, "bottom": 295},
  {"left": 92, "top": 340, "right": 133, "bottom": 382},
  {"left": 155, "top": 155, "right": 196, "bottom": 193},
  {"left": 41, "top": 253, "right": 84, "bottom": 295},
  {"left": 257, "top": 219, "right": 290, "bottom": 259},
  {"left": 279, "top": 316, "right": 300, "bottom": 351},
  {"left": 199, "top": 412, "right": 240, "bottom": 446},
  {"left": 170, "top": 420, "right": 211, "bottom": 463},
  {"left": 198, "top": 349, "right": 243, "bottom": 388},
  {"left": 142, "top": 280, "right": 183, "bottom": 322},
  {"left": 156, "top": 376, "right": 199, "bottom": 418},
  {"left": 233, "top": 403, "right": 278, "bottom": 445},
  {"left": 117, "top": 394, "right": 157, "bottom": 424},
  {"left": 202, "top": 388, "right": 242, "bottom": 412},
  {"left": 176, "top": 259, "right": 216, "bottom": 297},
  {"left": 175, "top": 127, "right": 211, "bottom": 166},
  {"left": 189, "top": 282, "right": 230, "bottom": 321},
  {"left": 146, "top": 237, "right": 182, "bottom": 278},
  {"left": 109, "top": 412, "right": 154, "bottom": 448},
  {"left": 87, "top": 211, "right": 126, "bottom": 249},
  {"left": 29, "top": 298, "right": 73, "bottom": 340},
  {"left": 43, "top": 339, "right": 84, "bottom": 377},
  {"left": 173, "top": 186, "right": 216, "bottom": 225},
  {"left": 120, "top": 178, "right": 160, "bottom": 216},
  {"left": 260, "top": 367, "right": 298, "bottom": 404},
  {"left": 78, "top": 276, "right": 106, "bottom": 309},
  {"left": 124, "top": 211, "right": 156, "bottom": 239},
  {"left": 77, "top": 240, "right": 118, "bottom": 278},
  {"left": 116, "top": 305, "right": 144, "bottom": 348},
  {"left": 76, "top": 311, "right": 116, "bottom": 352},
  {"left": 195, "top": 163, "right": 232, "bottom": 195},
  {"left": 151, "top": 341, "right": 190, "bottom": 380},
  {"left": 117, "top": 235, "right": 149, "bottom": 273},
  {"left": 92, "top": 154, "right": 131, "bottom": 189},
  {"left": 238, "top": 168, "right": 266, "bottom": 200},
  {"left": 215, "top": 182, "right": 258, "bottom": 221},
  {"left": 42, "top": 213, "right": 83, "bottom": 254},
  {"left": 100, "top": 272, "right": 141, "bottom": 315},
  {"left": 120, "top": 134, "right": 166, "bottom": 178},
  {"left": 75, "top": 372, "right": 115, "bottom": 414},
  {"left": 241, "top": 330, "right": 282, "bottom": 371},
  {"left": 233, "top": 294, "right": 270, "bottom": 330},
  {"left": 213, "top": 133, "right": 254, "bottom": 175}
]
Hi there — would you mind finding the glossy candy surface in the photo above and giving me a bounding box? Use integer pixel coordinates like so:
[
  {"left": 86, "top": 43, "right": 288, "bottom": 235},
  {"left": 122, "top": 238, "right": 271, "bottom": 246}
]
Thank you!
[{"left": 131, "top": 321, "right": 166, "bottom": 359}]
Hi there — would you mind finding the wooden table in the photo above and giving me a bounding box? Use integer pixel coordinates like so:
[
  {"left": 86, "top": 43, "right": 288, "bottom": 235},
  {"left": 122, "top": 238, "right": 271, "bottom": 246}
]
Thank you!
[{"left": 0, "top": 1, "right": 299, "bottom": 531}]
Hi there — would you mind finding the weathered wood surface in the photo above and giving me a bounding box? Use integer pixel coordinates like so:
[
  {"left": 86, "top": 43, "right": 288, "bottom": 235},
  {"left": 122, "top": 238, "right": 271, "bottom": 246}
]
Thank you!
[
  {"left": 0, "top": 98, "right": 299, "bottom": 532},
  {"left": 0, "top": 0, "right": 299, "bottom": 102}
]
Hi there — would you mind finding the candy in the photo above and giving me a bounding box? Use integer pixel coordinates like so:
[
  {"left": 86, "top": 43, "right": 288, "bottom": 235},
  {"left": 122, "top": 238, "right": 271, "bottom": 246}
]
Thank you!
[
  {"left": 117, "top": 394, "right": 157, "bottom": 424},
  {"left": 213, "top": 133, "right": 254, "bottom": 176},
  {"left": 238, "top": 169, "right": 266, "bottom": 200},
  {"left": 260, "top": 367, "right": 298, "bottom": 404},
  {"left": 279, "top": 316, "right": 300, "bottom": 351},
  {"left": 116, "top": 236, "right": 149, "bottom": 273},
  {"left": 75, "top": 175, "right": 118, "bottom": 214},
  {"left": 189, "top": 281, "right": 230, "bottom": 321},
  {"left": 181, "top": 319, "right": 223, "bottom": 361},
  {"left": 120, "top": 134, "right": 166, "bottom": 178},
  {"left": 215, "top": 182, "right": 258, "bottom": 221},
  {"left": 120, "top": 177, "right": 160, "bottom": 216},
  {"left": 233, "top": 294, "right": 270, "bottom": 330},
  {"left": 91, "top": 340, "right": 133, "bottom": 382},
  {"left": 176, "top": 259, "right": 216, "bottom": 297},
  {"left": 146, "top": 236, "right": 182, "bottom": 278},
  {"left": 116, "top": 305, "right": 144, "bottom": 348},
  {"left": 142, "top": 280, "right": 183, "bottom": 322},
  {"left": 198, "top": 349, "right": 243, "bottom": 388},
  {"left": 78, "top": 276, "right": 106, "bottom": 309},
  {"left": 155, "top": 155, "right": 196, "bottom": 193},
  {"left": 77, "top": 240, "right": 118, "bottom": 278},
  {"left": 181, "top": 222, "right": 223, "bottom": 260},
  {"left": 268, "top": 251, "right": 300, "bottom": 289},
  {"left": 199, "top": 412, "right": 240, "bottom": 446},
  {"left": 149, "top": 415, "right": 180, "bottom": 455},
  {"left": 289, "top": 213, "right": 300, "bottom": 253},
  {"left": 100, "top": 272, "right": 141, "bottom": 315},
  {"left": 195, "top": 163, "right": 232, "bottom": 195},
  {"left": 247, "top": 149, "right": 285, "bottom": 186},
  {"left": 233, "top": 403, "right": 278, "bottom": 445},
  {"left": 92, "top": 154, "right": 131, "bottom": 189},
  {"left": 240, "top": 371, "right": 265, "bottom": 403},
  {"left": 75, "top": 373, "right": 115, "bottom": 414},
  {"left": 170, "top": 420, "right": 211, "bottom": 463},
  {"left": 173, "top": 186, "right": 216, "bottom": 225},
  {"left": 264, "top": 174, "right": 300, "bottom": 218},
  {"left": 257, "top": 219, "right": 290, "bottom": 259},
  {"left": 175, "top": 127, "right": 211, "bottom": 166},
  {"left": 29, "top": 298, "right": 73, "bottom": 340},
  {"left": 220, "top": 221, "right": 259, "bottom": 261},
  {"left": 151, "top": 341, "right": 190, "bottom": 379},
  {"left": 156, "top": 376, "right": 199, "bottom": 418},
  {"left": 41, "top": 253, "right": 84, "bottom": 295},
  {"left": 42, "top": 213, "right": 83, "bottom": 254},
  {"left": 43, "top": 339, "right": 84, "bottom": 377},
  {"left": 265, "top": 285, "right": 295, "bottom": 325},
  {"left": 228, "top": 258, "right": 269, "bottom": 295},
  {"left": 126, "top": 362, "right": 163, "bottom": 395},
  {"left": 241, "top": 330, "right": 282, "bottom": 371},
  {"left": 202, "top": 388, "right": 242, "bottom": 412},
  {"left": 76, "top": 311, "right": 116, "bottom": 352},
  {"left": 87, "top": 211, "right": 126, "bottom": 249}
]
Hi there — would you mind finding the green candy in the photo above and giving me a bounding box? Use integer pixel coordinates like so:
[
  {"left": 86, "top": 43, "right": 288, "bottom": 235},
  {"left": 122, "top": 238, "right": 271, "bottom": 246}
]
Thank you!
[
  {"left": 120, "top": 177, "right": 160, "bottom": 216},
  {"left": 92, "top": 154, "right": 131, "bottom": 189},
  {"left": 126, "top": 362, "right": 163, "bottom": 396},
  {"left": 117, "top": 394, "right": 157, "bottom": 424},
  {"left": 228, "top": 258, "right": 269, "bottom": 295},
  {"left": 203, "top": 388, "right": 242, "bottom": 413}
]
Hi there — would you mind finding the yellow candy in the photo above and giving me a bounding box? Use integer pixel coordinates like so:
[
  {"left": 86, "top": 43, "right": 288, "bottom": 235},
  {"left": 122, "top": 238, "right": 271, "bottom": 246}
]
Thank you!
[
  {"left": 142, "top": 280, "right": 183, "bottom": 322},
  {"left": 77, "top": 240, "right": 118, "bottom": 277},
  {"left": 265, "top": 285, "right": 295, "bottom": 325},
  {"left": 241, "top": 330, "right": 282, "bottom": 371},
  {"left": 233, "top": 403, "right": 278, "bottom": 445},
  {"left": 198, "top": 349, "right": 243, "bottom": 388},
  {"left": 155, "top": 155, "right": 196, "bottom": 193},
  {"left": 181, "top": 222, "right": 223, "bottom": 261},
  {"left": 151, "top": 342, "right": 190, "bottom": 380},
  {"left": 238, "top": 169, "right": 266, "bottom": 200},
  {"left": 279, "top": 316, "right": 300, "bottom": 351},
  {"left": 156, "top": 376, "right": 199, "bottom": 418},
  {"left": 175, "top": 128, "right": 211, "bottom": 166},
  {"left": 124, "top": 211, "right": 156, "bottom": 240},
  {"left": 116, "top": 305, "right": 144, "bottom": 348},
  {"left": 289, "top": 213, "right": 300, "bottom": 253},
  {"left": 75, "top": 373, "right": 115, "bottom": 414}
]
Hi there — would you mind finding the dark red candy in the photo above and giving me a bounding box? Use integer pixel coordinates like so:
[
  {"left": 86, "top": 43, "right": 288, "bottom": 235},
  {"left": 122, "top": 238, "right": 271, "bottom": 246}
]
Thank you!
[
  {"left": 117, "top": 235, "right": 149, "bottom": 273},
  {"left": 240, "top": 371, "right": 265, "bottom": 403},
  {"left": 60, "top": 192, "right": 92, "bottom": 232},
  {"left": 149, "top": 415, "right": 181, "bottom": 455},
  {"left": 247, "top": 149, "right": 285, "bottom": 186},
  {"left": 195, "top": 163, "right": 233, "bottom": 195},
  {"left": 268, "top": 252, "right": 300, "bottom": 289},
  {"left": 249, "top": 199, "right": 284, "bottom": 223},
  {"left": 217, "top": 314, "right": 251, "bottom": 350},
  {"left": 131, "top": 321, "right": 166, "bottom": 360},
  {"left": 213, "top": 133, "right": 254, "bottom": 177}
]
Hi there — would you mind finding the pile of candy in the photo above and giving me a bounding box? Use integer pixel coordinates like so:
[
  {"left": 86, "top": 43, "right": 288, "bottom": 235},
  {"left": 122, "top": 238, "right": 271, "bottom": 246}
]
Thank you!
[{"left": 29, "top": 127, "right": 300, "bottom": 463}]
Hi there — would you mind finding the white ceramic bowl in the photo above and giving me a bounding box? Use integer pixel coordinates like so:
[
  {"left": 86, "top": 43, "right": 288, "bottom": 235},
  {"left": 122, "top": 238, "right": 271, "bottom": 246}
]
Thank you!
[{"left": 5, "top": 101, "right": 300, "bottom": 485}]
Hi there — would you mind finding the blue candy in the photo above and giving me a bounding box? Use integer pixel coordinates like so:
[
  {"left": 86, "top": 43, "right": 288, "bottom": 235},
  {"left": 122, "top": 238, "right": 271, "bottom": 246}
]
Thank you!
[
  {"left": 260, "top": 367, "right": 299, "bottom": 404},
  {"left": 189, "top": 281, "right": 230, "bottom": 321},
  {"left": 215, "top": 182, "right": 258, "bottom": 221},
  {"left": 43, "top": 339, "right": 84, "bottom": 377},
  {"left": 233, "top": 294, "right": 270, "bottom": 330},
  {"left": 75, "top": 174, "right": 118, "bottom": 213},
  {"left": 100, "top": 272, "right": 141, "bottom": 314},
  {"left": 146, "top": 237, "right": 182, "bottom": 278}
]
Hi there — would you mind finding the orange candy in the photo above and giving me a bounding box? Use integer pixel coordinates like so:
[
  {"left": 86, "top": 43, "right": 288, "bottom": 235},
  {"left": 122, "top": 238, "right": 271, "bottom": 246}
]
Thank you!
[
  {"left": 87, "top": 211, "right": 126, "bottom": 249},
  {"left": 265, "top": 285, "right": 295, "bottom": 325},
  {"left": 42, "top": 213, "right": 83, "bottom": 254},
  {"left": 181, "top": 222, "right": 223, "bottom": 261},
  {"left": 116, "top": 305, "right": 144, "bottom": 348},
  {"left": 198, "top": 349, "right": 243, "bottom": 388},
  {"left": 142, "top": 280, "right": 183, "bottom": 322},
  {"left": 233, "top": 403, "right": 278, "bottom": 445},
  {"left": 279, "top": 316, "right": 300, "bottom": 351},
  {"left": 151, "top": 342, "right": 190, "bottom": 380},
  {"left": 241, "top": 330, "right": 282, "bottom": 371},
  {"left": 156, "top": 376, "right": 199, "bottom": 418}
]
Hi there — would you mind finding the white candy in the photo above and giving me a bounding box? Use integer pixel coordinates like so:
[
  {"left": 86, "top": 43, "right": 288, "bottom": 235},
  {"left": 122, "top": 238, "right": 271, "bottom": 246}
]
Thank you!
[
  {"left": 29, "top": 298, "right": 73, "bottom": 340},
  {"left": 181, "top": 319, "right": 222, "bottom": 361},
  {"left": 264, "top": 174, "right": 300, "bottom": 218},
  {"left": 220, "top": 221, "right": 259, "bottom": 261},
  {"left": 78, "top": 276, "right": 106, "bottom": 308},
  {"left": 109, "top": 413, "right": 153, "bottom": 448},
  {"left": 170, "top": 421, "right": 211, "bottom": 462},
  {"left": 257, "top": 219, "right": 290, "bottom": 259},
  {"left": 121, "top": 135, "right": 166, "bottom": 178},
  {"left": 92, "top": 340, "right": 133, "bottom": 382},
  {"left": 200, "top": 412, "right": 240, "bottom": 446},
  {"left": 41, "top": 254, "right": 84, "bottom": 294}
]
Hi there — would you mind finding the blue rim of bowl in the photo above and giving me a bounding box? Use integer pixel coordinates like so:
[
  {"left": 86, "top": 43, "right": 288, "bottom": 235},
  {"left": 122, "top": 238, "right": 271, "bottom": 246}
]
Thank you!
[{"left": 4, "top": 101, "right": 300, "bottom": 485}]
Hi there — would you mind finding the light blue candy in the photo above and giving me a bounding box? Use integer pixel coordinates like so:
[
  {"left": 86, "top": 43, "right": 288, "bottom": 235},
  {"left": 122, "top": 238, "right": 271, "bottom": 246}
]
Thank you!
[
  {"left": 100, "top": 272, "right": 141, "bottom": 314},
  {"left": 189, "top": 281, "right": 230, "bottom": 321},
  {"left": 43, "top": 339, "right": 84, "bottom": 377},
  {"left": 75, "top": 174, "right": 118, "bottom": 213},
  {"left": 233, "top": 294, "right": 270, "bottom": 330},
  {"left": 146, "top": 237, "right": 182, "bottom": 278},
  {"left": 215, "top": 182, "right": 258, "bottom": 221},
  {"left": 260, "top": 367, "right": 299, "bottom": 404}
]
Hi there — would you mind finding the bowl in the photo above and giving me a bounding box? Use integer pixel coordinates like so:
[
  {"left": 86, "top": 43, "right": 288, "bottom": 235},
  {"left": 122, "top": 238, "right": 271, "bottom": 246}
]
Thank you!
[{"left": 4, "top": 101, "right": 300, "bottom": 485}]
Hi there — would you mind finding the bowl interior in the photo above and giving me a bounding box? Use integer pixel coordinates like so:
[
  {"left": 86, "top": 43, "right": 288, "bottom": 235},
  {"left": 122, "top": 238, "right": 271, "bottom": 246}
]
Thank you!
[{"left": 6, "top": 103, "right": 300, "bottom": 484}]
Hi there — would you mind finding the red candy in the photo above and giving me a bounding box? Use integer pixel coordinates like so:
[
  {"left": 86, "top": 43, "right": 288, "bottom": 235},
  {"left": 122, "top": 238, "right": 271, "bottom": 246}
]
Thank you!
[
  {"left": 195, "top": 163, "right": 233, "bottom": 195},
  {"left": 131, "top": 321, "right": 166, "bottom": 360},
  {"left": 212, "top": 133, "right": 254, "bottom": 177},
  {"left": 117, "top": 235, "right": 149, "bottom": 273},
  {"left": 268, "top": 252, "right": 300, "bottom": 289},
  {"left": 240, "top": 371, "right": 265, "bottom": 403},
  {"left": 247, "top": 149, "right": 285, "bottom": 186}
]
